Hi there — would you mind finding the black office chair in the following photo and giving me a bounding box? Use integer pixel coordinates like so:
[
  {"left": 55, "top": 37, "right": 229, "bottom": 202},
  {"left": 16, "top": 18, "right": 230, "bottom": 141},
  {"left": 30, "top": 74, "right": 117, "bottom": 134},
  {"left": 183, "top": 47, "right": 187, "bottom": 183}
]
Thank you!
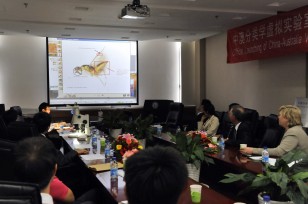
[
  {"left": 243, "top": 108, "right": 259, "bottom": 139},
  {"left": 0, "top": 181, "right": 42, "bottom": 204},
  {"left": 164, "top": 102, "right": 184, "bottom": 131},
  {"left": 181, "top": 105, "right": 197, "bottom": 131},
  {"left": 10, "top": 106, "right": 24, "bottom": 122},
  {"left": 7, "top": 121, "right": 39, "bottom": 142},
  {"left": 0, "top": 139, "right": 16, "bottom": 181},
  {"left": 0, "top": 117, "right": 9, "bottom": 140},
  {"left": 141, "top": 100, "right": 174, "bottom": 123},
  {"left": 259, "top": 115, "right": 284, "bottom": 148},
  {"left": 215, "top": 111, "right": 224, "bottom": 124},
  {"left": 217, "top": 111, "right": 232, "bottom": 136},
  {"left": 0, "top": 104, "right": 5, "bottom": 117}
]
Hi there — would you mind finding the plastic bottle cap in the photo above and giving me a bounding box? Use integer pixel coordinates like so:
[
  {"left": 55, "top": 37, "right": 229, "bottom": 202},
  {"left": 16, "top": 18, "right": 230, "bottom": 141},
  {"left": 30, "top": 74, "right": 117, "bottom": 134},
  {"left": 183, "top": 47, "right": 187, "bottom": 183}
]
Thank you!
[{"left": 263, "top": 195, "right": 270, "bottom": 202}]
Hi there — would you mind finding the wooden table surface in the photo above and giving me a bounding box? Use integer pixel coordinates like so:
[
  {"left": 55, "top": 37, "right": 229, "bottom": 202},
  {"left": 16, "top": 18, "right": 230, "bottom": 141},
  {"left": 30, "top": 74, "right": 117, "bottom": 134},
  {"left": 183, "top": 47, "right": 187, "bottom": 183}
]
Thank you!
[{"left": 96, "top": 170, "right": 236, "bottom": 204}]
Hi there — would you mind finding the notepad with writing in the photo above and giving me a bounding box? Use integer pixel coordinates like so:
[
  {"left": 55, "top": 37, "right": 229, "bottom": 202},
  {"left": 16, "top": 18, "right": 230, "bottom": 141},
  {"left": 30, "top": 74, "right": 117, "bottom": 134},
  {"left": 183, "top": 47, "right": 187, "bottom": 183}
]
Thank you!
[{"left": 89, "top": 163, "right": 124, "bottom": 172}]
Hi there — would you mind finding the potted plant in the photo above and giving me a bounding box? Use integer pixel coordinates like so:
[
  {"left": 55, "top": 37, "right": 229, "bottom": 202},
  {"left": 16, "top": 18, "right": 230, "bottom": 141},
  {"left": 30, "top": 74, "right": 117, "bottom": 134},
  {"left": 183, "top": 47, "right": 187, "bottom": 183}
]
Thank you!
[
  {"left": 171, "top": 132, "right": 214, "bottom": 181},
  {"left": 123, "top": 115, "right": 154, "bottom": 148},
  {"left": 220, "top": 150, "right": 308, "bottom": 203},
  {"left": 103, "top": 111, "right": 124, "bottom": 138},
  {"left": 111, "top": 133, "right": 143, "bottom": 162}
]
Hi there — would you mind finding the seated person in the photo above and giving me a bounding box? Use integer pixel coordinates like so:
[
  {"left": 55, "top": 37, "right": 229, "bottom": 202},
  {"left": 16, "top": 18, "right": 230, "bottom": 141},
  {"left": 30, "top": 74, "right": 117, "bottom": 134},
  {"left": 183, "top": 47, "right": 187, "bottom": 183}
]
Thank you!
[
  {"left": 39, "top": 102, "right": 51, "bottom": 114},
  {"left": 14, "top": 137, "right": 75, "bottom": 204},
  {"left": 124, "top": 146, "right": 188, "bottom": 204},
  {"left": 225, "top": 105, "right": 252, "bottom": 147},
  {"left": 2, "top": 109, "right": 18, "bottom": 126},
  {"left": 199, "top": 99, "right": 219, "bottom": 136},
  {"left": 228, "top": 103, "right": 239, "bottom": 112},
  {"left": 215, "top": 102, "right": 239, "bottom": 136},
  {"left": 32, "top": 112, "right": 88, "bottom": 166},
  {"left": 38, "top": 102, "right": 66, "bottom": 130},
  {"left": 241, "top": 105, "right": 308, "bottom": 157}
]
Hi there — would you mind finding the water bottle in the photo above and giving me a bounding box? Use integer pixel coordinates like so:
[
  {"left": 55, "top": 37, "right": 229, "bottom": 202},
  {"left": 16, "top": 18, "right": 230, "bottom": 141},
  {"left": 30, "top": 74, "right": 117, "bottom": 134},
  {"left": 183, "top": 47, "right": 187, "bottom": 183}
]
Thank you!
[
  {"left": 110, "top": 157, "right": 118, "bottom": 195},
  {"left": 219, "top": 137, "right": 225, "bottom": 150},
  {"left": 91, "top": 133, "right": 97, "bottom": 154},
  {"left": 105, "top": 139, "right": 111, "bottom": 162},
  {"left": 110, "top": 148, "right": 114, "bottom": 158},
  {"left": 262, "top": 146, "right": 269, "bottom": 163},
  {"left": 263, "top": 195, "right": 271, "bottom": 204},
  {"left": 176, "top": 126, "right": 181, "bottom": 134},
  {"left": 110, "top": 157, "right": 118, "bottom": 179}
]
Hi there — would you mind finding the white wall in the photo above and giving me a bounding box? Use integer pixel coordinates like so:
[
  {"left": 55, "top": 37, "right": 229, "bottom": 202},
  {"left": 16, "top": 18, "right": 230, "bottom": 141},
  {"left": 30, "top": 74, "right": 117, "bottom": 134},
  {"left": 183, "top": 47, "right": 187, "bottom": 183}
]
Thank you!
[
  {"left": 181, "top": 42, "right": 196, "bottom": 105},
  {"left": 138, "top": 40, "right": 181, "bottom": 104},
  {"left": 0, "top": 36, "right": 181, "bottom": 109},
  {"left": 206, "top": 32, "right": 306, "bottom": 116},
  {"left": 0, "top": 36, "right": 47, "bottom": 109}
]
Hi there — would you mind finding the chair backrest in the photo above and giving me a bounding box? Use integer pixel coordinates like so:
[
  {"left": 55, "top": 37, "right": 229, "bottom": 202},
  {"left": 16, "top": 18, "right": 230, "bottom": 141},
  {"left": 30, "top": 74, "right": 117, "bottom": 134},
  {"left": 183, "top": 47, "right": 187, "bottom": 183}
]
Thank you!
[
  {"left": 215, "top": 111, "right": 224, "bottom": 124},
  {"left": 0, "top": 181, "right": 42, "bottom": 204},
  {"left": 0, "top": 104, "right": 5, "bottom": 117},
  {"left": 165, "top": 102, "right": 184, "bottom": 129},
  {"left": 243, "top": 108, "right": 260, "bottom": 138},
  {"left": 7, "top": 121, "right": 39, "bottom": 142},
  {"left": 217, "top": 111, "right": 233, "bottom": 136},
  {"left": 0, "top": 117, "right": 9, "bottom": 139},
  {"left": 259, "top": 115, "right": 284, "bottom": 148},
  {"left": 181, "top": 105, "right": 197, "bottom": 131},
  {"left": 0, "top": 139, "right": 16, "bottom": 181},
  {"left": 10, "top": 106, "right": 22, "bottom": 116},
  {"left": 141, "top": 100, "right": 174, "bottom": 123}
]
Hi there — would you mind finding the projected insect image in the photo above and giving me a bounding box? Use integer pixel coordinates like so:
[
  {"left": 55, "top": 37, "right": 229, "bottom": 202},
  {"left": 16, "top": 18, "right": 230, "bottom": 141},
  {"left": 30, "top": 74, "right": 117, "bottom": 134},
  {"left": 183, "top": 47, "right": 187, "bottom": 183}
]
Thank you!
[{"left": 73, "top": 50, "right": 111, "bottom": 77}]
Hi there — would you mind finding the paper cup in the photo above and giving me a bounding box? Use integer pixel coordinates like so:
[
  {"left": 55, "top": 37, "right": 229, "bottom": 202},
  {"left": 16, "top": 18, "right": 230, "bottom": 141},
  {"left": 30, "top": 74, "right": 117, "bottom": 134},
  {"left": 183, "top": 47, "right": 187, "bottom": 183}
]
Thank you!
[
  {"left": 240, "top": 144, "right": 247, "bottom": 149},
  {"left": 212, "top": 136, "right": 218, "bottom": 143},
  {"left": 190, "top": 184, "right": 202, "bottom": 203}
]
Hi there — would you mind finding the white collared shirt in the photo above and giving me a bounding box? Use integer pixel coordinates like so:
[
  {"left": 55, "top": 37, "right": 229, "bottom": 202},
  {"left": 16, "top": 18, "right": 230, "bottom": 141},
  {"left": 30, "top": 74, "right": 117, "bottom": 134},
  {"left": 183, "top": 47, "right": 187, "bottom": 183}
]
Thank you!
[
  {"left": 235, "top": 122, "right": 241, "bottom": 132},
  {"left": 41, "top": 193, "right": 54, "bottom": 204}
]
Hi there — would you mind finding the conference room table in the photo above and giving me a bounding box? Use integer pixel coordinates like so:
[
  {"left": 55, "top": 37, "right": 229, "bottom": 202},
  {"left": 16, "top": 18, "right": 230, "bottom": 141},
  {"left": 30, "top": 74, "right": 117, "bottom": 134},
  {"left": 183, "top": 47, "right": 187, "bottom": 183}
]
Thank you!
[
  {"left": 153, "top": 132, "right": 265, "bottom": 203},
  {"left": 60, "top": 133, "right": 237, "bottom": 204},
  {"left": 153, "top": 133, "right": 263, "bottom": 174}
]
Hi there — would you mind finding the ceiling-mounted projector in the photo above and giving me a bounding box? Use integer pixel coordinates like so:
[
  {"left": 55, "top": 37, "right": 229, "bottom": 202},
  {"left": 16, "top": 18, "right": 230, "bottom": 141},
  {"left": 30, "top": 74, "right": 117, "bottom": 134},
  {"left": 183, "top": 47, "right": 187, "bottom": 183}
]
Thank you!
[{"left": 121, "top": 0, "right": 150, "bottom": 19}]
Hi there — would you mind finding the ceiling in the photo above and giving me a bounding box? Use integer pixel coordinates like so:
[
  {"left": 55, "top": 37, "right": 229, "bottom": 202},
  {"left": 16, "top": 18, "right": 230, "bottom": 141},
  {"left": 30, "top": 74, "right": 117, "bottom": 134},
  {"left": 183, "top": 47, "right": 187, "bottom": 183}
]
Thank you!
[{"left": 0, "top": 0, "right": 307, "bottom": 41}]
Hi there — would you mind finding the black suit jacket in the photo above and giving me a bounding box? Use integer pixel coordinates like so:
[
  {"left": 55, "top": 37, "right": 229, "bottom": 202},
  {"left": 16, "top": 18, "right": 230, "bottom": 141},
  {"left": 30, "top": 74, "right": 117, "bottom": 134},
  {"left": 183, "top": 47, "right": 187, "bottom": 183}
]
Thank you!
[
  {"left": 45, "top": 130, "right": 78, "bottom": 167},
  {"left": 225, "top": 122, "right": 252, "bottom": 147}
]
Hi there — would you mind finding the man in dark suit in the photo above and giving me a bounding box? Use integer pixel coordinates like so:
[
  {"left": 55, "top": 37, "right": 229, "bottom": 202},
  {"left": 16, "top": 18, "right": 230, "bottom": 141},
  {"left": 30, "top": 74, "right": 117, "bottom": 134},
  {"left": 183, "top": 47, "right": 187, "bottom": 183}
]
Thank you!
[{"left": 225, "top": 105, "right": 252, "bottom": 147}]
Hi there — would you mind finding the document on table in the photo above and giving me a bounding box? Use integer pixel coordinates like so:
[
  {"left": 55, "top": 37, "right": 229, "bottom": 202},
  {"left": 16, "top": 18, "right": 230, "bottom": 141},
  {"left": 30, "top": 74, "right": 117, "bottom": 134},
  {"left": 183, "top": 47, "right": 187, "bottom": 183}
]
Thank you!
[
  {"left": 249, "top": 156, "right": 277, "bottom": 166},
  {"left": 80, "top": 154, "right": 104, "bottom": 161}
]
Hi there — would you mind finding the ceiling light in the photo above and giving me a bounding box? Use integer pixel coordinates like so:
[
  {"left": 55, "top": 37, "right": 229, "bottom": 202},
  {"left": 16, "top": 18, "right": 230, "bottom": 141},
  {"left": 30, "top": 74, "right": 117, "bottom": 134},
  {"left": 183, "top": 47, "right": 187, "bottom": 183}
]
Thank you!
[
  {"left": 65, "top": 27, "right": 76, "bottom": 30},
  {"left": 267, "top": 2, "right": 286, "bottom": 7},
  {"left": 232, "top": 16, "right": 246, "bottom": 20},
  {"left": 75, "top": 6, "right": 89, "bottom": 11},
  {"left": 69, "top": 17, "right": 82, "bottom": 21},
  {"left": 130, "top": 30, "right": 140, "bottom": 33},
  {"left": 61, "top": 34, "right": 71, "bottom": 37},
  {"left": 159, "top": 13, "right": 170, "bottom": 17},
  {"left": 144, "top": 22, "right": 155, "bottom": 25},
  {"left": 120, "top": 0, "right": 150, "bottom": 19}
]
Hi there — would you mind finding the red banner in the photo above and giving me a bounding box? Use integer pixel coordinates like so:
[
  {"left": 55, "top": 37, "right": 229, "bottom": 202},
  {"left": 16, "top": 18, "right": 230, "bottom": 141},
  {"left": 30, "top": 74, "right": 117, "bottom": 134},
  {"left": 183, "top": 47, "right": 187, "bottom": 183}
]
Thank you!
[{"left": 227, "top": 6, "right": 308, "bottom": 63}]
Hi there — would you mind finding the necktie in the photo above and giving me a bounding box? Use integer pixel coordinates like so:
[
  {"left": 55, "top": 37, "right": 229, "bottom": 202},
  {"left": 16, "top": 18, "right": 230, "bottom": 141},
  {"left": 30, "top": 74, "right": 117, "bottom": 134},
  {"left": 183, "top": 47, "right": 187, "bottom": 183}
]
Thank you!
[
  {"left": 233, "top": 127, "right": 237, "bottom": 140},
  {"left": 227, "top": 125, "right": 234, "bottom": 138}
]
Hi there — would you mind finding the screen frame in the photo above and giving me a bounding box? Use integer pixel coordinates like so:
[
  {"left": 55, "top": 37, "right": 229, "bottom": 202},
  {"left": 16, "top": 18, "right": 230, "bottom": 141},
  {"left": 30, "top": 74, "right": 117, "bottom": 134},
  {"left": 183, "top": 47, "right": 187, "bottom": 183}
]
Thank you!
[{"left": 46, "top": 37, "right": 139, "bottom": 107}]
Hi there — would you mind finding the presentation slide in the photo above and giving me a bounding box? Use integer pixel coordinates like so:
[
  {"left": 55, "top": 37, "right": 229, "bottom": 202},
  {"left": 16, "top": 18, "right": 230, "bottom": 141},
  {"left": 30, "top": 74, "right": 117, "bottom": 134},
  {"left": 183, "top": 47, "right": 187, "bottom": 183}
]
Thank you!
[{"left": 47, "top": 38, "right": 138, "bottom": 105}]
